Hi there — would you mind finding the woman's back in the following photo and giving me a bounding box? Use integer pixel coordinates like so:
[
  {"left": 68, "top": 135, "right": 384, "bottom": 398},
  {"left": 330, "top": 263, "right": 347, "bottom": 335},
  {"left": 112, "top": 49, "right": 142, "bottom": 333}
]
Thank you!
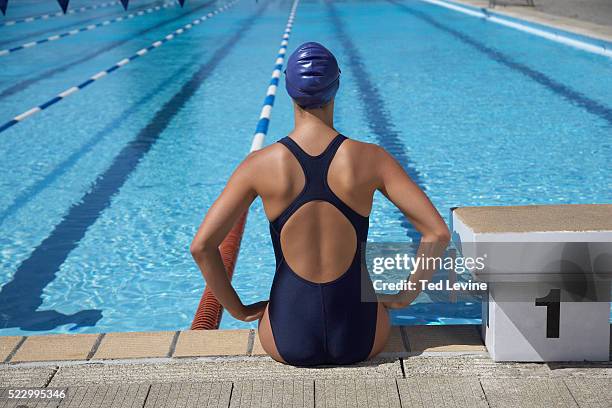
[
  {"left": 252, "top": 130, "right": 380, "bottom": 283},
  {"left": 250, "top": 130, "right": 380, "bottom": 366}
]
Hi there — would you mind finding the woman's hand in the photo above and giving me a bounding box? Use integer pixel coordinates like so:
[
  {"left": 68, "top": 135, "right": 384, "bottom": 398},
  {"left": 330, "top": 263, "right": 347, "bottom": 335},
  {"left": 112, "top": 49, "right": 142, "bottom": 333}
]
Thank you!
[
  {"left": 233, "top": 301, "right": 269, "bottom": 322},
  {"left": 379, "top": 290, "right": 419, "bottom": 310}
]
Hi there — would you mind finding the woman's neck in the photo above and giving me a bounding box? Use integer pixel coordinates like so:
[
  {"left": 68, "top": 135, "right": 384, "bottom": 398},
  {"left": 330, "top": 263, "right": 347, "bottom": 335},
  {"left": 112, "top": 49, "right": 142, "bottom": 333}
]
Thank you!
[{"left": 293, "top": 102, "right": 335, "bottom": 130}]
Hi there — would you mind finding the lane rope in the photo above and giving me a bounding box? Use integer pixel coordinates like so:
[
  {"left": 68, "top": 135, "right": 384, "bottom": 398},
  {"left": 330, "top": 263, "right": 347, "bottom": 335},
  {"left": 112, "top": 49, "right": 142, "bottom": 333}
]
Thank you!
[
  {"left": 191, "top": 0, "right": 300, "bottom": 330},
  {"left": 0, "top": 1, "right": 178, "bottom": 57},
  {"left": 250, "top": 0, "right": 298, "bottom": 152},
  {"left": 0, "top": 0, "right": 239, "bottom": 134},
  {"left": 2, "top": 0, "right": 120, "bottom": 27},
  {"left": 419, "top": 0, "right": 612, "bottom": 58}
]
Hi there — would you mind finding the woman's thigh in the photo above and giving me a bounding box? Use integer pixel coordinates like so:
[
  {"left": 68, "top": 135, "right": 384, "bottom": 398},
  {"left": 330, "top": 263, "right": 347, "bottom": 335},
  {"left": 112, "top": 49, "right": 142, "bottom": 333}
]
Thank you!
[
  {"left": 258, "top": 305, "right": 286, "bottom": 364},
  {"left": 368, "top": 303, "right": 391, "bottom": 359}
]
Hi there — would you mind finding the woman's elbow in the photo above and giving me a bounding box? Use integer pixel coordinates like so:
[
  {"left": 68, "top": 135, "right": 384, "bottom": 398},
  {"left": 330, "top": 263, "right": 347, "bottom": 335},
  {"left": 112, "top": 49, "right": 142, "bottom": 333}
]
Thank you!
[
  {"left": 435, "top": 228, "right": 451, "bottom": 244},
  {"left": 189, "top": 241, "right": 202, "bottom": 258},
  {"left": 422, "top": 226, "right": 451, "bottom": 244},
  {"left": 435, "top": 225, "right": 451, "bottom": 242},
  {"left": 190, "top": 237, "right": 214, "bottom": 258}
]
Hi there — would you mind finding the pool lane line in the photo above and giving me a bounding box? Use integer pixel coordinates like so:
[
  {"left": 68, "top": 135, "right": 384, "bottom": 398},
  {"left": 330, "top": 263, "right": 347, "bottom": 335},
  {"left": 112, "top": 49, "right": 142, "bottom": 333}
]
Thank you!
[
  {"left": 0, "top": 1, "right": 178, "bottom": 57},
  {"left": 0, "top": 0, "right": 218, "bottom": 101},
  {"left": 419, "top": 0, "right": 612, "bottom": 58},
  {"left": 0, "top": 1, "right": 268, "bottom": 332},
  {"left": 250, "top": 0, "right": 298, "bottom": 152},
  {"left": 0, "top": 0, "right": 239, "bottom": 134},
  {"left": 0, "top": 0, "right": 166, "bottom": 49},
  {"left": 389, "top": 0, "right": 612, "bottom": 126},
  {"left": 0, "top": 52, "right": 203, "bottom": 227},
  {"left": 192, "top": 0, "right": 300, "bottom": 330},
  {"left": 1, "top": 0, "right": 119, "bottom": 27},
  {"left": 325, "top": 0, "right": 424, "bottom": 242}
]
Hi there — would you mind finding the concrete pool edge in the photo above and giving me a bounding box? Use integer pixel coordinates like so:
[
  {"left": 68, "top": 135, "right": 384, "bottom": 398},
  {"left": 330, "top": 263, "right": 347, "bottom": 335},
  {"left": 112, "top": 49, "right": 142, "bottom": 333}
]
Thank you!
[
  {"left": 421, "top": 0, "right": 612, "bottom": 54},
  {"left": 2, "top": 358, "right": 610, "bottom": 407},
  {"left": 0, "top": 325, "right": 489, "bottom": 365}
]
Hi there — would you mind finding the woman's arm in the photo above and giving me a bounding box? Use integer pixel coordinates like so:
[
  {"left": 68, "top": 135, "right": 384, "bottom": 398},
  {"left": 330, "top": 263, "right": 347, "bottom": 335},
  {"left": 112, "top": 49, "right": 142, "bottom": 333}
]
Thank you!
[
  {"left": 190, "top": 154, "right": 267, "bottom": 322},
  {"left": 374, "top": 146, "right": 451, "bottom": 308}
]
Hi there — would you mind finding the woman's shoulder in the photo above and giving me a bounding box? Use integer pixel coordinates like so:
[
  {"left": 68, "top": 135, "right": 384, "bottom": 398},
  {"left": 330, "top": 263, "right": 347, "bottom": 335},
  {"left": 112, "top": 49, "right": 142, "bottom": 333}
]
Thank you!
[
  {"left": 241, "top": 141, "right": 295, "bottom": 171},
  {"left": 343, "top": 137, "right": 380, "bottom": 151},
  {"left": 243, "top": 136, "right": 386, "bottom": 168},
  {"left": 248, "top": 140, "right": 293, "bottom": 158},
  {"left": 340, "top": 137, "right": 387, "bottom": 162}
]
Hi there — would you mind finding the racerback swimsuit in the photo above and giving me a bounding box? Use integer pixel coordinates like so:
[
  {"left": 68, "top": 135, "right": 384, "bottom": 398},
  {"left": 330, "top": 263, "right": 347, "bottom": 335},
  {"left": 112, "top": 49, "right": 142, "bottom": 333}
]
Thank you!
[{"left": 268, "top": 134, "right": 378, "bottom": 366}]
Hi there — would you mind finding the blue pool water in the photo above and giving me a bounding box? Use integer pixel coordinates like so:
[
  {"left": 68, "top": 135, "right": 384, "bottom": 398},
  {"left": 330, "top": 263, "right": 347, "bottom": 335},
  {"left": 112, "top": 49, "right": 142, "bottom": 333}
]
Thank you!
[{"left": 0, "top": 0, "right": 610, "bottom": 335}]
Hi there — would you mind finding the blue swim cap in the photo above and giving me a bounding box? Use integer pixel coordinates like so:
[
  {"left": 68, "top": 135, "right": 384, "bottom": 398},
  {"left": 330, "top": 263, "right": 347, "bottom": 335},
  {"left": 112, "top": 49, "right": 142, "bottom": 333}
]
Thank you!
[{"left": 285, "top": 42, "right": 340, "bottom": 109}]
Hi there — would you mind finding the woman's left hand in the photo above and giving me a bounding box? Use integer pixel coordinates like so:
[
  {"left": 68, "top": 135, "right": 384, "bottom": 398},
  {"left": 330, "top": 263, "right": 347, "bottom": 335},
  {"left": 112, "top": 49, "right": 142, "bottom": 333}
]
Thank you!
[
  {"left": 235, "top": 301, "right": 269, "bottom": 322},
  {"left": 379, "top": 290, "right": 419, "bottom": 309}
]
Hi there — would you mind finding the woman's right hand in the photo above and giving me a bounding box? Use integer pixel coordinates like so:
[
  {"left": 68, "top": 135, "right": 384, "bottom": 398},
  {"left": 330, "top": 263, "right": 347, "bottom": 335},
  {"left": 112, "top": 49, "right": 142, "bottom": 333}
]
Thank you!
[{"left": 233, "top": 301, "right": 269, "bottom": 322}]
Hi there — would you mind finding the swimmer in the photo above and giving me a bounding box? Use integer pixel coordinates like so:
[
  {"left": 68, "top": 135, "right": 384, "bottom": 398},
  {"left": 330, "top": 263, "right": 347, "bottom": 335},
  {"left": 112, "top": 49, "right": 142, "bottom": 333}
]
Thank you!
[{"left": 190, "top": 42, "right": 450, "bottom": 366}]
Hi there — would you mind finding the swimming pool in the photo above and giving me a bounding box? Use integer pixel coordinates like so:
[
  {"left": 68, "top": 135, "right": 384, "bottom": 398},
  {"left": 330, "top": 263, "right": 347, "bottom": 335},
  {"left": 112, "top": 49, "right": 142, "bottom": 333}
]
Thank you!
[{"left": 0, "top": 0, "right": 610, "bottom": 335}]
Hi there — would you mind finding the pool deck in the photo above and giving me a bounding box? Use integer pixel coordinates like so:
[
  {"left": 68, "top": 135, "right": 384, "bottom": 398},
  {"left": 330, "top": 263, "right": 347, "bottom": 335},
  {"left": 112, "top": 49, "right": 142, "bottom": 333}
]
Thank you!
[
  {"left": 1, "top": 325, "right": 611, "bottom": 407},
  {"left": 451, "top": 0, "right": 612, "bottom": 42}
]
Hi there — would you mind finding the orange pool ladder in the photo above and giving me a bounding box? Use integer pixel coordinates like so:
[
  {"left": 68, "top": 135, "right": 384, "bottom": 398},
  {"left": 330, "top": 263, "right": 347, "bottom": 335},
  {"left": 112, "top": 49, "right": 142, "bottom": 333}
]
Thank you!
[
  {"left": 191, "top": 212, "right": 248, "bottom": 330},
  {"left": 190, "top": 0, "right": 299, "bottom": 330}
]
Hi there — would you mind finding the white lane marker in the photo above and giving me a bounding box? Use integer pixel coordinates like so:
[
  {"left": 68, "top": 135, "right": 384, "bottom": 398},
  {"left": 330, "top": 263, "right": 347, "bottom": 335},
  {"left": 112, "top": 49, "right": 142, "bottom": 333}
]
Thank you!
[
  {"left": 2, "top": 0, "right": 121, "bottom": 27},
  {"left": 250, "top": 0, "right": 300, "bottom": 152},
  {"left": 1, "top": 1, "right": 178, "bottom": 57},
  {"left": 0, "top": 0, "right": 240, "bottom": 134}
]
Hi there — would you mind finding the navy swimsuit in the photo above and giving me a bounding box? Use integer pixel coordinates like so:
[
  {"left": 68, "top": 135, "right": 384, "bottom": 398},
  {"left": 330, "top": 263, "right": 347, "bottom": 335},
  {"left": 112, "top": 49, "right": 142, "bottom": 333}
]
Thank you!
[{"left": 268, "top": 134, "right": 378, "bottom": 366}]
